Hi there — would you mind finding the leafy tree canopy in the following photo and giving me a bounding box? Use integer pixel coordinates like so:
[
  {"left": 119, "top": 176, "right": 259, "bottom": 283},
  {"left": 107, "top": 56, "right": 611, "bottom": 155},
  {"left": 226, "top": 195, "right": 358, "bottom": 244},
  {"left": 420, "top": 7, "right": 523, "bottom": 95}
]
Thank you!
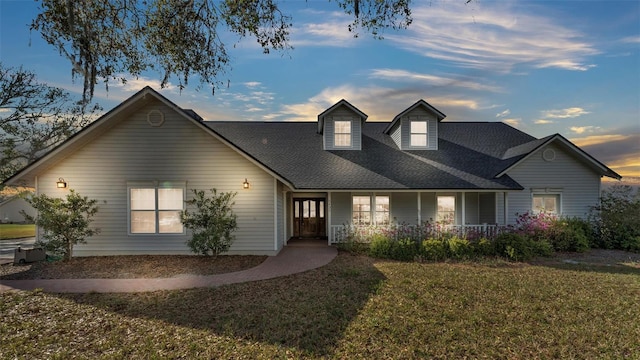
[
  {"left": 31, "top": 0, "right": 414, "bottom": 103},
  {"left": 0, "top": 63, "right": 101, "bottom": 183}
]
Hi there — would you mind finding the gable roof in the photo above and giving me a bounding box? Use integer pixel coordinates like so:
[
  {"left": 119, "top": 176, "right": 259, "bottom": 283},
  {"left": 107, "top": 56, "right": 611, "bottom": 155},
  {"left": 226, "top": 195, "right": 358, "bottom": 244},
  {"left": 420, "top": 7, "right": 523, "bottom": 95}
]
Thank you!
[
  {"left": 206, "top": 121, "right": 524, "bottom": 190},
  {"left": 498, "top": 133, "right": 621, "bottom": 179},
  {"left": 3, "top": 87, "right": 620, "bottom": 190},
  {"left": 317, "top": 99, "right": 368, "bottom": 134},
  {"left": 2, "top": 87, "right": 294, "bottom": 188},
  {"left": 384, "top": 99, "right": 446, "bottom": 134}
]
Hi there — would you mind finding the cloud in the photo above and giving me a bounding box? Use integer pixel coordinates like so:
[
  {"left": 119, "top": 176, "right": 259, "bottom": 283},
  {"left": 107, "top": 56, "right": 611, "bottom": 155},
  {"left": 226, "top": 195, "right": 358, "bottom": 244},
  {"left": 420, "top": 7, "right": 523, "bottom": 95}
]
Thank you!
[
  {"left": 573, "top": 132, "right": 640, "bottom": 177},
  {"left": 243, "top": 82, "right": 262, "bottom": 89},
  {"left": 496, "top": 109, "right": 510, "bottom": 118},
  {"left": 291, "top": 11, "right": 359, "bottom": 48},
  {"left": 369, "top": 68, "right": 502, "bottom": 92},
  {"left": 570, "top": 125, "right": 600, "bottom": 134},
  {"left": 534, "top": 119, "right": 553, "bottom": 124},
  {"left": 271, "top": 84, "right": 481, "bottom": 121},
  {"left": 503, "top": 118, "right": 522, "bottom": 127},
  {"left": 620, "top": 35, "right": 640, "bottom": 44},
  {"left": 569, "top": 134, "right": 632, "bottom": 147},
  {"left": 385, "top": 2, "right": 599, "bottom": 73},
  {"left": 542, "top": 107, "right": 590, "bottom": 119}
]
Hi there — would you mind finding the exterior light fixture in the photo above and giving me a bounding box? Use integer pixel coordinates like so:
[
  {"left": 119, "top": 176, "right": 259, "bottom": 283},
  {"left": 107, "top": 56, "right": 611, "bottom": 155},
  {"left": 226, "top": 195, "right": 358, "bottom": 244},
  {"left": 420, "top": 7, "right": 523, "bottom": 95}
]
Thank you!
[
  {"left": 243, "top": 178, "right": 250, "bottom": 189},
  {"left": 56, "top": 178, "right": 68, "bottom": 189}
]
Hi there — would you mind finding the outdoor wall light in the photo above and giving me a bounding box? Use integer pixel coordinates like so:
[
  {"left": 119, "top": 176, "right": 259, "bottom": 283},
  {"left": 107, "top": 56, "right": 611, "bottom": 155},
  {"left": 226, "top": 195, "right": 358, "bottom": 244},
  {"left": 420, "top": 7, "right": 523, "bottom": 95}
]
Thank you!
[
  {"left": 243, "top": 178, "right": 250, "bottom": 189},
  {"left": 56, "top": 178, "right": 68, "bottom": 189}
]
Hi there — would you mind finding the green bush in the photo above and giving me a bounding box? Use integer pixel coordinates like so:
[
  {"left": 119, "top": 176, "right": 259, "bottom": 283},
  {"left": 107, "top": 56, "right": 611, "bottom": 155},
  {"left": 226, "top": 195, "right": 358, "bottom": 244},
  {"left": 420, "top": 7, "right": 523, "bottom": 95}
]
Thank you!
[
  {"left": 622, "top": 236, "right": 640, "bottom": 253},
  {"left": 181, "top": 189, "right": 238, "bottom": 257},
  {"left": 590, "top": 184, "right": 640, "bottom": 250},
  {"left": 368, "top": 234, "right": 393, "bottom": 259},
  {"left": 391, "top": 238, "right": 420, "bottom": 261},
  {"left": 494, "top": 232, "right": 552, "bottom": 261},
  {"left": 421, "top": 238, "right": 448, "bottom": 261},
  {"left": 447, "top": 236, "right": 473, "bottom": 260},
  {"left": 474, "top": 237, "right": 497, "bottom": 257},
  {"left": 546, "top": 218, "right": 590, "bottom": 252},
  {"left": 21, "top": 190, "right": 100, "bottom": 261}
]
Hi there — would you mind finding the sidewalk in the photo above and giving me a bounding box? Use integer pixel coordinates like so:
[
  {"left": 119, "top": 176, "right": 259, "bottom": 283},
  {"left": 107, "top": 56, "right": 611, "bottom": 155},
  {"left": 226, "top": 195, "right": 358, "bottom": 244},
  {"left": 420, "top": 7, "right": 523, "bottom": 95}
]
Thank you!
[{"left": 0, "top": 244, "right": 337, "bottom": 293}]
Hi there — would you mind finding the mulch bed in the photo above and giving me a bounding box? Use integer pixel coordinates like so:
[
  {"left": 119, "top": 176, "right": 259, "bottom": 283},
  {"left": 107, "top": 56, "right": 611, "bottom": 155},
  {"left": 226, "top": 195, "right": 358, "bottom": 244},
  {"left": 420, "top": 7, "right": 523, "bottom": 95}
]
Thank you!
[{"left": 0, "top": 255, "right": 267, "bottom": 280}]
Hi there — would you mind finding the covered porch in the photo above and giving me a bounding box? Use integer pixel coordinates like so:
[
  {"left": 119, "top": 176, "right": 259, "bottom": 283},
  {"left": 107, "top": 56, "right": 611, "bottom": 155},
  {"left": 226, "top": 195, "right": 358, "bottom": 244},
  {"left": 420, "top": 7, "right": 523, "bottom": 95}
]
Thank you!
[{"left": 283, "top": 190, "right": 508, "bottom": 245}]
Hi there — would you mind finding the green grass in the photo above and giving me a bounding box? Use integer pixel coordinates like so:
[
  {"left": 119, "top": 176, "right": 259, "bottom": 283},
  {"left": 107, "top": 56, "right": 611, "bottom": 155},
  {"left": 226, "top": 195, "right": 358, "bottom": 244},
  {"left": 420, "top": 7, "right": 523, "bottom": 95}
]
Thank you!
[
  {"left": 0, "top": 224, "right": 35, "bottom": 240},
  {"left": 2, "top": 253, "right": 639, "bottom": 359}
]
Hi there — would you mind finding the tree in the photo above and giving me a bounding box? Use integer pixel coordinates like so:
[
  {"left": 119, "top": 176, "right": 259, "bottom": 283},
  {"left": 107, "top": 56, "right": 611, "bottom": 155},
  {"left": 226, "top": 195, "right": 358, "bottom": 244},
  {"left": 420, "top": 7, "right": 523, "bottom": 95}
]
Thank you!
[
  {"left": 0, "top": 63, "right": 101, "bottom": 183},
  {"left": 181, "top": 188, "right": 238, "bottom": 256},
  {"left": 21, "top": 190, "right": 101, "bottom": 261},
  {"left": 31, "top": 0, "right": 414, "bottom": 103},
  {"left": 590, "top": 184, "right": 640, "bottom": 252}
]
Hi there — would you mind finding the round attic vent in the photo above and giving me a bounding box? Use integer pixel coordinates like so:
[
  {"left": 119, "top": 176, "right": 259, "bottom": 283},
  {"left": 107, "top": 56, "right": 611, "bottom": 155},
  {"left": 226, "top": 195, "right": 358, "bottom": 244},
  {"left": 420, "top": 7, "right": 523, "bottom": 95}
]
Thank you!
[
  {"left": 543, "top": 148, "right": 556, "bottom": 162},
  {"left": 147, "top": 110, "right": 165, "bottom": 127}
]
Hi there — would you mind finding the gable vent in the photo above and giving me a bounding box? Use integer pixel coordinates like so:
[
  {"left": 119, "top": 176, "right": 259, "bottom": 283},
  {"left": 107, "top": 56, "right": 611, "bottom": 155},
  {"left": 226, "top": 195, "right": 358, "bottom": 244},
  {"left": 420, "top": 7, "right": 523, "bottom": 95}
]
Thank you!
[{"left": 147, "top": 110, "right": 165, "bottom": 127}]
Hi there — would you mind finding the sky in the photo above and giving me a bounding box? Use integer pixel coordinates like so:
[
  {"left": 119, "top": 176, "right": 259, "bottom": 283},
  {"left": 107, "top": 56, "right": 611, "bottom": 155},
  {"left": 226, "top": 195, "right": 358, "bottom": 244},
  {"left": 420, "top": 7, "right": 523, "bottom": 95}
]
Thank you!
[{"left": 1, "top": 0, "right": 639, "bottom": 177}]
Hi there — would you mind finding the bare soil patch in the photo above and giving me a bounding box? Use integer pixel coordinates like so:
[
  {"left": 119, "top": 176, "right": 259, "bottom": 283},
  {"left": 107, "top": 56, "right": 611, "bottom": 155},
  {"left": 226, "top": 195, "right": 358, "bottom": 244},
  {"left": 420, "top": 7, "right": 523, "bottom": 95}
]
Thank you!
[{"left": 0, "top": 255, "right": 267, "bottom": 280}]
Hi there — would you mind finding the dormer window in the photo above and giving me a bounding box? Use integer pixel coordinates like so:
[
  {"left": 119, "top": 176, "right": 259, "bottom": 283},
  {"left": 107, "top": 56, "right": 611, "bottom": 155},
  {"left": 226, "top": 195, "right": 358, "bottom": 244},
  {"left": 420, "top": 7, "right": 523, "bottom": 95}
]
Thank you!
[
  {"left": 334, "top": 120, "right": 352, "bottom": 147},
  {"left": 410, "top": 120, "right": 428, "bottom": 147}
]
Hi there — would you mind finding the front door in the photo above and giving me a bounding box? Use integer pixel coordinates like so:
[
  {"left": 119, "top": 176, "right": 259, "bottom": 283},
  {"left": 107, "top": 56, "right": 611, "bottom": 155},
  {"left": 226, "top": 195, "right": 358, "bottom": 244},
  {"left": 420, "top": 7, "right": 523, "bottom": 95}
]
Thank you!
[{"left": 293, "top": 199, "right": 326, "bottom": 238}]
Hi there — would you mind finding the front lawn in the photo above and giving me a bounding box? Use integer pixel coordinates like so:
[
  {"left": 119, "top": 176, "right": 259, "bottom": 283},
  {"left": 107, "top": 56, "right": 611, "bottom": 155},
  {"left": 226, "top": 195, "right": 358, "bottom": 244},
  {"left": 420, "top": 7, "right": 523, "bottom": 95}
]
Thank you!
[
  {"left": 0, "top": 224, "right": 35, "bottom": 240},
  {"left": 1, "top": 253, "right": 639, "bottom": 359}
]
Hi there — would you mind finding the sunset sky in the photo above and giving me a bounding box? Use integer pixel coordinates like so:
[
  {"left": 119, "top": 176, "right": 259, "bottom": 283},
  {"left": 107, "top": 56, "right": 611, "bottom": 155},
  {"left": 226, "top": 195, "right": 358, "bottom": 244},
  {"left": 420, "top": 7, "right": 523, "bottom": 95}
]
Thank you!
[{"left": 1, "top": 0, "right": 638, "bottom": 177}]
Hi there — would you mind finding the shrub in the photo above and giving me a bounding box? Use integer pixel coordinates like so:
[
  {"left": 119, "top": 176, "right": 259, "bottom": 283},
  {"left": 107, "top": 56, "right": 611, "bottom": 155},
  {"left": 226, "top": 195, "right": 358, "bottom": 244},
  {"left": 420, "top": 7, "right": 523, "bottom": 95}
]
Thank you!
[
  {"left": 494, "top": 232, "right": 552, "bottom": 261},
  {"left": 590, "top": 184, "right": 640, "bottom": 251},
  {"left": 391, "top": 238, "right": 420, "bottom": 261},
  {"left": 546, "top": 217, "right": 590, "bottom": 252},
  {"left": 447, "top": 236, "right": 473, "bottom": 260},
  {"left": 421, "top": 238, "right": 448, "bottom": 261},
  {"left": 368, "top": 234, "right": 393, "bottom": 259},
  {"left": 473, "top": 237, "right": 497, "bottom": 257},
  {"left": 180, "top": 189, "right": 238, "bottom": 257},
  {"left": 21, "top": 190, "right": 100, "bottom": 261}
]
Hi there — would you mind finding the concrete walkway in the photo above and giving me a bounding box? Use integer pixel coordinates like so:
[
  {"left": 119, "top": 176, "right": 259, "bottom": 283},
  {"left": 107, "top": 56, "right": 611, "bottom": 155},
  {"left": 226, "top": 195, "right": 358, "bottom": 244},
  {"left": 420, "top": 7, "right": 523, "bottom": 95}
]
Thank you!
[{"left": 0, "top": 244, "right": 337, "bottom": 294}]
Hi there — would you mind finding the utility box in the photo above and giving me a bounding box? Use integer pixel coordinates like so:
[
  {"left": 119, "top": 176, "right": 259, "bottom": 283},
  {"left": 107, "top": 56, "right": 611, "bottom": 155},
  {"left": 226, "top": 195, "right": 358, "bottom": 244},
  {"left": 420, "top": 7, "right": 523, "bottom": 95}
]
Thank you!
[{"left": 14, "top": 247, "right": 46, "bottom": 264}]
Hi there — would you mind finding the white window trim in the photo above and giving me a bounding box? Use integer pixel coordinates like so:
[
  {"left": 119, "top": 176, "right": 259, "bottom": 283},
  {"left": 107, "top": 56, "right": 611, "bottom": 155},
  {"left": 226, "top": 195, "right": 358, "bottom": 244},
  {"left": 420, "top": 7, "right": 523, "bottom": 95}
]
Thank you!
[
  {"left": 351, "top": 194, "right": 391, "bottom": 226},
  {"left": 127, "top": 181, "right": 186, "bottom": 235},
  {"left": 334, "top": 119, "right": 352, "bottom": 148},
  {"left": 409, "top": 118, "right": 428, "bottom": 148},
  {"left": 436, "top": 194, "right": 456, "bottom": 225},
  {"left": 531, "top": 192, "right": 562, "bottom": 215}
]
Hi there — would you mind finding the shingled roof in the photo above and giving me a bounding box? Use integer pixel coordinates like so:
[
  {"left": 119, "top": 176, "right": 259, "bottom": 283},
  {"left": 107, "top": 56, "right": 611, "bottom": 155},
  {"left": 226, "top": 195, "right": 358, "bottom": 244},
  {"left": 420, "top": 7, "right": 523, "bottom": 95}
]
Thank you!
[{"left": 205, "top": 121, "right": 534, "bottom": 191}]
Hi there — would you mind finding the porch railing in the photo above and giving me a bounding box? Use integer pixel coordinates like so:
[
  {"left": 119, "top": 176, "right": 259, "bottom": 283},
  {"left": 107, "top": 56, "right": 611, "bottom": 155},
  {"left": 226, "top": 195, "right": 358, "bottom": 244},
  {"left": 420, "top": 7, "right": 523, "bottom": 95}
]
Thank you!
[{"left": 329, "top": 223, "right": 502, "bottom": 244}]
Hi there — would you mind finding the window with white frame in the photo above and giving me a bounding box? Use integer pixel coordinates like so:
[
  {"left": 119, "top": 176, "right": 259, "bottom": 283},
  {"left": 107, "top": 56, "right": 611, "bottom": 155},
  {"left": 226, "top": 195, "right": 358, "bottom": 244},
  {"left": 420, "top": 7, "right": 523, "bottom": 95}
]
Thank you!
[
  {"left": 352, "top": 195, "right": 390, "bottom": 226},
  {"left": 352, "top": 196, "right": 371, "bottom": 225},
  {"left": 375, "top": 196, "right": 390, "bottom": 225},
  {"left": 410, "top": 120, "right": 428, "bottom": 147},
  {"left": 532, "top": 194, "right": 560, "bottom": 214},
  {"left": 437, "top": 195, "right": 455, "bottom": 224},
  {"left": 130, "top": 185, "right": 184, "bottom": 234},
  {"left": 334, "top": 120, "right": 352, "bottom": 147}
]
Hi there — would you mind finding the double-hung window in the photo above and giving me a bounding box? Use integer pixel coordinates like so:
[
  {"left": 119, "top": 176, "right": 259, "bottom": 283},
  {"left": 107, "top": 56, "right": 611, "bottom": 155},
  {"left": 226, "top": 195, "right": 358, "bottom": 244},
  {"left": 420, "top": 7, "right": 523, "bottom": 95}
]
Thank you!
[
  {"left": 334, "top": 120, "right": 352, "bottom": 147},
  {"left": 410, "top": 120, "right": 428, "bottom": 147},
  {"left": 352, "top": 195, "right": 390, "bottom": 226},
  {"left": 130, "top": 184, "right": 184, "bottom": 234},
  {"left": 532, "top": 194, "right": 560, "bottom": 214},
  {"left": 437, "top": 195, "right": 456, "bottom": 224}
]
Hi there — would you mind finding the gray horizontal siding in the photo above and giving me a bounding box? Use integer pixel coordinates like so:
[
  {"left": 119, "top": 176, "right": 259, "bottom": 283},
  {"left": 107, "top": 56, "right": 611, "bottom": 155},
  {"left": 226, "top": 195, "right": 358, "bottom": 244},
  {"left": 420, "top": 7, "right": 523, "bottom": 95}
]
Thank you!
[
  {"left": 506, "top": 143, "right": 601, "bottom": 224},
  {"left": 36, "top": 99, "right": 277, "bottom": 256}
]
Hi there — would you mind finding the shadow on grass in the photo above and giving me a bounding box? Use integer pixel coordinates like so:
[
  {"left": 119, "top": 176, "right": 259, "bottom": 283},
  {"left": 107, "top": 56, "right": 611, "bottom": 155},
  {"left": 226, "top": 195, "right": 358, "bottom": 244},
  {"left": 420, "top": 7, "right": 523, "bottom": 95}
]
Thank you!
[
  {"left": 528, "top": 249, "right": 640, "bottom": 276},
  {"left": 58, "top": 253, "right": 386, "bottom": 357}
]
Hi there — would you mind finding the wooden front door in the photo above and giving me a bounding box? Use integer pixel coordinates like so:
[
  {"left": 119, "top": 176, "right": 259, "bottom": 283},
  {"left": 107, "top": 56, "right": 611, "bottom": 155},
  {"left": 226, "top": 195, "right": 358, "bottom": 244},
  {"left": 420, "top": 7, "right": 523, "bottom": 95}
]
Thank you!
[{"left": 293, "top": 199, "right": 326, "bottom": 238}]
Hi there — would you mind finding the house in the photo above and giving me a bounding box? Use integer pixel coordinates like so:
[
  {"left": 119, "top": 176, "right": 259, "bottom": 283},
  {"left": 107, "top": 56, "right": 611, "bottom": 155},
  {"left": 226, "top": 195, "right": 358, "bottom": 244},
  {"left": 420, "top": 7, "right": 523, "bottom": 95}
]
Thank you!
[{"left": 2, "top": 87, "right": 620, "bottom": 256}]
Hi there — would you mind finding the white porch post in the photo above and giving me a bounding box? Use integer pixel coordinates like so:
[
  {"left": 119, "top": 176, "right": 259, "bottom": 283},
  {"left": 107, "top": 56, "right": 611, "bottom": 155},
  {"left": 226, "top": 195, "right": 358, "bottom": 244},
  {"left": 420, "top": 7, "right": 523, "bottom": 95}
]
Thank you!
[
  {"left": 461, "top": 192, "right": 466, "bottom": 225},
  {"left": 504, "top": 191, "right": 509, "bottom": 226},
  {"left": 327, "top": 191, "right": 332, "bottom": 245}
]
